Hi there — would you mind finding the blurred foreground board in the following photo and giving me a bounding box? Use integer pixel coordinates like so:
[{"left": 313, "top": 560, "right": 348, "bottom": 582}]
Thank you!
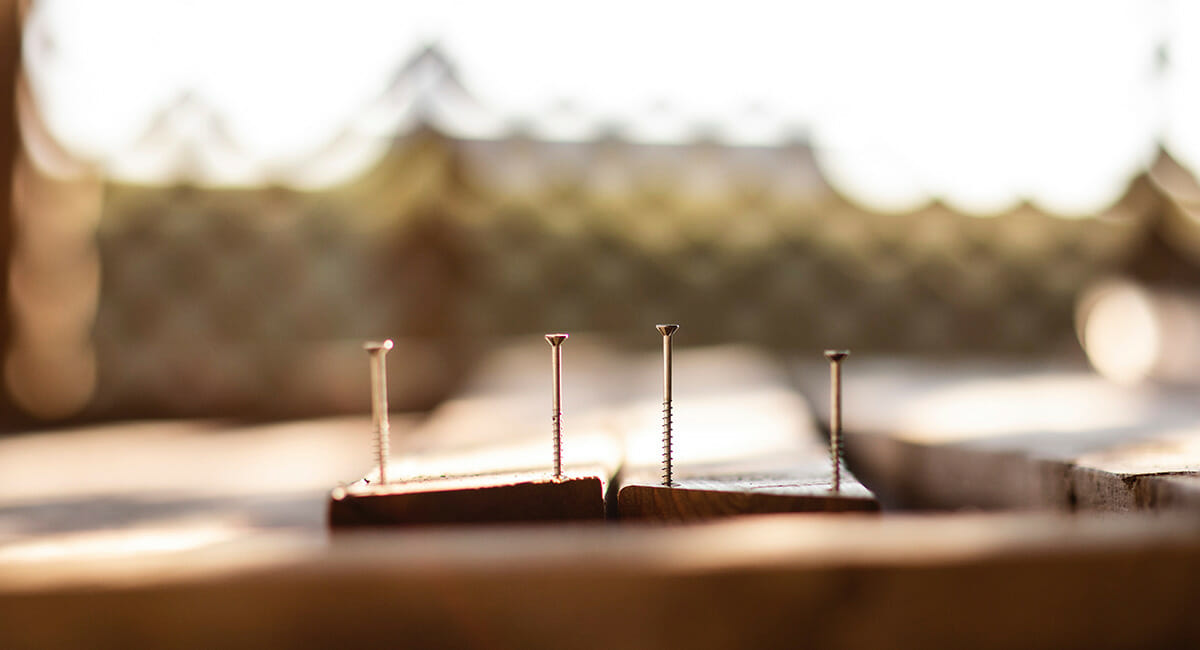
[
  {"left": 617, "top": 347, "right": 877, "bottom": 520},
  {"left": 329, "top": 339, "right": 627, "bottom": 527},
  {"left": 6, "top": 513, "right": 1200, "bottom": 649},
  {"left": 795, "top": 358, "right": 1200, "bottom": 511}
]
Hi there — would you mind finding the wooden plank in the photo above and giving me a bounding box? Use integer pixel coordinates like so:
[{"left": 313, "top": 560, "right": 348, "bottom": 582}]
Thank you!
[
  {"left": 329, "top": 473, "right": 606, "bottom": 526},
  {"left": 617, "top": 346, "right": 877, "bottom": 520},
  {"left": 5, "top": 513, "right": 1200, "bottom": 649},
  {"left": 794, "top": 356, "right": 1200, "bottom": 512},
  {"left": 617, "top": 465, "right": 878, "bottom": 520},
  {"left": 1071, "top": 430, "right": 1200, "bottom": 511},
  {"left": 328, "top": 338, "right": 626, "bottom": 527}
]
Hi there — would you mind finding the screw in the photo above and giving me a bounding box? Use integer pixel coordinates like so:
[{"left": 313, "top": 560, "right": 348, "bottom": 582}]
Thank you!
[
  {"left": 825, "top": 350, "right": 849, "bottom": 493},
  {"left": 657, "top": 324, "right": 679, "bottom": 487},
  {"left": 365, "top": 339, "right": 394, "bottom": 486},
  {"left": 545, "top": 333, "right": 568, "bottom": 480}
]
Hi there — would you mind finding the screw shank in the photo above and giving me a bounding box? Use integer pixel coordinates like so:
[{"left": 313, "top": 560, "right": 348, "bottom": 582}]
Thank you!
[
  {"left": 829, "top": 358, "right": 842, "bottom": 493},
  {"left": 662, "top": 334, "right": 672, "bottom": 401},
  {"left": 551, "top": 340, "right": 563, "bottom": 478},
  {"left": 657, "top": 324, "right": 678, "bottom": 487},
  {"left": 367, "top": 343, "right": 392, "bottom": 485}
]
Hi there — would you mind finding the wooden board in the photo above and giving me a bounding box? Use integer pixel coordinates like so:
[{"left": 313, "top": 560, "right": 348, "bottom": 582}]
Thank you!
[
  {"left": 329, "top": 473, "right": 606, "bottom": 526},
  {"left": 794, "top": 357, "right": 1200, "bottom": 512},
  {"left": 329, "top": 338, "right": 627, "bottom": 527},
  {"left": 616, "top": 461, "right": 878, "bottom": 519},
  {"left": 6, "top": 513, "right": 1200, "bottom": 649},
  {"left": 1071, "top": 431, "right": 1200, "bottom": 510},
  {"left": 617, "top": 346, "right": 877, "bottom": 520}
]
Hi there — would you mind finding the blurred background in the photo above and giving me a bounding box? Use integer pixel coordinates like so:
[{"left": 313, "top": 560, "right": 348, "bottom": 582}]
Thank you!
[{"left": 2, "top": 0, "right": 1200, "bottom": 424}]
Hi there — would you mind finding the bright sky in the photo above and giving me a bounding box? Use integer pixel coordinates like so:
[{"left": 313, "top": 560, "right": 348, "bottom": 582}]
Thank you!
[{"left": 20, "top": 0, "right": 1200, "bottom": 215}]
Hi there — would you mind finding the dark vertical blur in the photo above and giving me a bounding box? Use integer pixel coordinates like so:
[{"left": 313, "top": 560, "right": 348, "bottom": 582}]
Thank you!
[{"left": 0, "top": 0, "right": 20, "bottom": 424}]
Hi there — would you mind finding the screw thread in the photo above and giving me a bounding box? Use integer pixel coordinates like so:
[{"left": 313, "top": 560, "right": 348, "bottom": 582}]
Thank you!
[
  {"left": 376, "top": 421, "right": 390, "bottom": 484},
  {"left": 365, "top": 340, "right": 393, "bottom": 486},
  {"left": 831, "top": 425, "right": 841, "bottom": 492},
  {"left": 661, "top": 399, "right": 673, "bottom": 486},
  {"left": 552, "top": 409, "right": 563, "bottom": 479},
  {"left": 825, "top": 350, "right": 848, "bottom": 494}
]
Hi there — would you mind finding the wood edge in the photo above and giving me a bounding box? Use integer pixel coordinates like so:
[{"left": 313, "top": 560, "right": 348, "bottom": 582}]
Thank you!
[
  {"left": 328, "top": 475, "right": 607, "bottom": 528},
  {"left": 616, "top": 483, "right": 880, "bottom": 521}
]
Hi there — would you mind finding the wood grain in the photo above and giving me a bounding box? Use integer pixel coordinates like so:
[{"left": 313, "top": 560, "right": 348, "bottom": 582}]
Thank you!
[
  {"left": 1071, "top": 432, "right": 1200, "bottom": 510},
  {"left": 329, "top": 473, "right": 606, "bottom": 527},
  {"left": 617, "top": 480, "right": 878, "bottom": 520}
]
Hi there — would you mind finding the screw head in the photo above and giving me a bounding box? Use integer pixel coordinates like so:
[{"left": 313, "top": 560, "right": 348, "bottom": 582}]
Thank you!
[
  {"left": 656, "top": 324, "right": 679, "bottom": 337},
  {"left": 824, "top": 349, "right": 850, "bottom": 362},
  {"left": 364, "top": 339, "right": 394, "bottom": 352},
  {"left": 545, "top": 333, "right": 569, "bottom": 346}
]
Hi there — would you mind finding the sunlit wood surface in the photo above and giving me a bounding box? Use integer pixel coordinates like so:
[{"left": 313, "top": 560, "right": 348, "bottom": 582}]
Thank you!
[{"left": 795, "top": 357, "right": 1200, "bottom": 511}]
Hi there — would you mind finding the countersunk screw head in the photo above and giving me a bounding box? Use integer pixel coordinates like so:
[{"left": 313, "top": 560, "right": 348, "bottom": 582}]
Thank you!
[
  {"left": 545, "top": 333, "right": 568, "bottom": 346},
  {"left": 824, "top": 349, "right": 849, "bottom": 362},
  {"left": 656, "top": 324, "right": 679, "bottom": 337}
]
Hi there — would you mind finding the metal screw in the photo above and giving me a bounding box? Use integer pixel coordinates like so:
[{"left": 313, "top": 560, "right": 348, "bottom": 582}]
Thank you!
[
  {"left": 825, "top": 349, "right": 849, "bottom": 493},
  {"left": 365, "top": 339, "right": 394, "bottom": 486},
  {"left": 657, "top": 324, "right": 679, "bottom": 487},
  {"left": 545, "top": 333, "right": 568, "bottom": 480}
]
